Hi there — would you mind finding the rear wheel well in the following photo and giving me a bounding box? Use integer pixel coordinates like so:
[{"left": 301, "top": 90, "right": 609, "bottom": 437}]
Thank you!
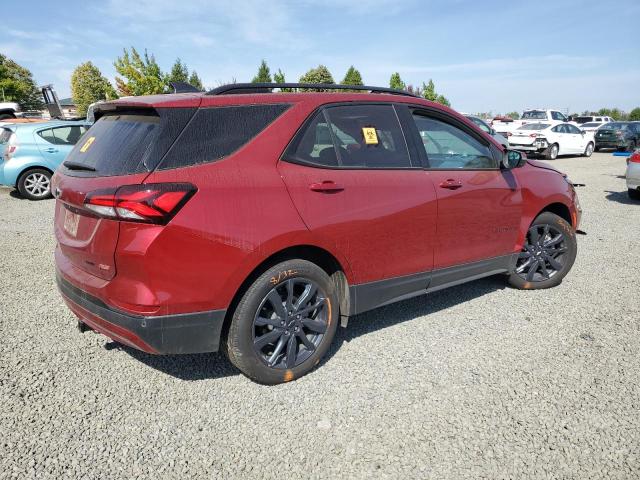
[
  {"left": 16, "top": 166, "right": 54, "bottom": 187},
  {"left": 539, "top": 202, "right": 572, "bottom": 226},
  {"left": 221, "top": 245, "right": 350, "bottom": 345}
]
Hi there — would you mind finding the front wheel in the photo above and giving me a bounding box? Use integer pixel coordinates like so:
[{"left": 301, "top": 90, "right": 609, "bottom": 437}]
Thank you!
[
  {"left": 225, "top": 260, "right": 339, "bottom": 384},
  {"left": 17, "top": 168, "right": 52, "bottom": 200},
  {"left": 508, "top": 212, "right": 577, "bottom": 289},
  {"left": 583, "top": 142, "right": 594, "bottom": 157}
]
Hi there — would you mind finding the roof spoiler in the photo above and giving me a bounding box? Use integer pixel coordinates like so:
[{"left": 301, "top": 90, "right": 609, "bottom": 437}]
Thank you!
[
  {"left": 206, "top": 83, "right": 420, "bottom": 98},
  {"left": 169, "top": 82, "right": 202, "bottom": 94}
]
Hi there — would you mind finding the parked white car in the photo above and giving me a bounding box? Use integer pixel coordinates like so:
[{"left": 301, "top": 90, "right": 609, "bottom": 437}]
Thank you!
[
  {"left": 493, "top": 109, "right": 569, "bottom": 137},
  {"left": 508, "top": 122, "right": 595, "bottom": 160},
  {"left": 627, "top": 149, "right": 640, "bottom": 200},
  {"left": 571, "top": 115, "right": 613, "bottom": 126}
]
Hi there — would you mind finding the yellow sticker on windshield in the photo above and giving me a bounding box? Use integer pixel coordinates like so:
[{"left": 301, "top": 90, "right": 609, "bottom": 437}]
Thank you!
[
  {"left": 80, "top": 136, "right": 95, "bottom": 153},
  {"left": 362, "top": 127, "right": 378, "bottom": 145}
]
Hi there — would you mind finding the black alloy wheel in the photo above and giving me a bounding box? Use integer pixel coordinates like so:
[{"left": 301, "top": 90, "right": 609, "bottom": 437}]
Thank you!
[
  {"left": 252, "top": 278, "right": 329, "bottom": 369},
  {"left": 508, "top": 212, "right": 577, "bottom": 289},
  {"left": 515, "top": 224, "right": 567, "bottom": 282}
]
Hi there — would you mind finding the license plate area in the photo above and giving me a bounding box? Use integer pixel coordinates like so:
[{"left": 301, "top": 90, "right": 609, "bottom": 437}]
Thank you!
[{"left": 63, "top": 209, "right": 80, "bottom": 237}]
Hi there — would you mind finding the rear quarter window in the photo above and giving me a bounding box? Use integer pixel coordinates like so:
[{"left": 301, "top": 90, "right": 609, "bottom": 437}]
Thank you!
[
  {"left": 0, "top": 128, "right": 14, "bottom": 144},
  {"left": 157, "top": 104, "right": 290, "bottom": 170}
]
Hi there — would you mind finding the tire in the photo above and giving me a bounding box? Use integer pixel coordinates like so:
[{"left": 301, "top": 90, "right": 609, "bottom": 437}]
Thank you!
[
  {"left": 225, "top": 259, "right": 339, "bottom": 384},
  {"left": 627, "top": 141, "right": 637, "bottom": 153},
  {"left": 17, "top": 168, "right": 52, "bottom": 200},
  {"left": 594, "top": 146, "right": 601, "bottom": 152},
  {"left": 629, "top": 188, "right": 640, "bottom": 200},
  {"left": 508, "top": 212, "right": 577, "bottom": 290},
  {"left": 0, "top": 113, "right": 15, "bottom": 120},
  {"left": 545, "top": 143, "right": 559, "bottom": 160},
  {"left": 583, "top": 142, "right": 594, "bottom": 157}
]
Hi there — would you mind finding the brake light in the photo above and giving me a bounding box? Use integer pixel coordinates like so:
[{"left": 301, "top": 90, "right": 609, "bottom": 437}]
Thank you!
[
  {"left": 529, "top": 133, "right": 540, "bottom": 138},
  {"left": 84, "top": 183, "right": 197, "bottom": 224},
  {"left": 507, "top": 132, "right": 513, "bottom": 137},
  {"left": 629, "top": 151, "right": 640, "bottom": 163}
]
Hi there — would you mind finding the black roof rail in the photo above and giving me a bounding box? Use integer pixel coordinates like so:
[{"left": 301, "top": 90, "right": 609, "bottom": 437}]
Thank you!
[
  {"left": 205, "top": 83, "right": 420, "bottom": 98},
  {"left": 169, "top": 81, "right": 202, "bottom": 93}
]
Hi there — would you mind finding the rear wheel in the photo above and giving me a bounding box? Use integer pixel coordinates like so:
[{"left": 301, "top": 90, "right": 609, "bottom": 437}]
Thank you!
[
  {"left": 508, "top": 212, "right": 577, "bottom": 289},
  {"left": 583, "top": 142, "right": 594, "bottom": 157},
  {"left": 17, "top": 168, "right": 52, "bottom": 200},
  {"left": 545, "top": 143, "right": 559, "bottom": 160},
  {"left": 226, "top": 259, "right": 339, "bottom": 384},
  {"left": 629, "top": 188, "right": 640, "bottom": 200},
  {"left": 627, "top": 140, "right": 637, "bottom": 153}
]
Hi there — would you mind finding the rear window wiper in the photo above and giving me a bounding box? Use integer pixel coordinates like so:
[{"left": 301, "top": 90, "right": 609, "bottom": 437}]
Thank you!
[{"left": 63, "top": 161, "right": 96, "bottom": 172}]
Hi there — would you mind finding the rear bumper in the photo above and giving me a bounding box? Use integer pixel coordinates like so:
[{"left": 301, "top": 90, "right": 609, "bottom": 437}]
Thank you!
[
  {"left": 57, "top": 273, "right": 226, "bottom": 354},
  {"left": 595, "top": 140, "right": 626, "bottom": 149}
]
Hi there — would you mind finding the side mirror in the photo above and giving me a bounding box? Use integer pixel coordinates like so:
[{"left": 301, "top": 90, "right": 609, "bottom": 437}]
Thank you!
[{"left": 501, "top": 149, "right": 524, "bottom": 169}]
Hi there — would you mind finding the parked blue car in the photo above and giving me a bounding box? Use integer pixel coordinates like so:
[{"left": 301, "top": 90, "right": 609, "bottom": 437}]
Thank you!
[{"left": 0, "top": 120, "right": 89, "bottom": 200}]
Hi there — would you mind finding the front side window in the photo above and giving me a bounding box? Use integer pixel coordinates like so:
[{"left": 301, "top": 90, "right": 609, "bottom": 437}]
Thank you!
[
  {"left": 285, "top": 104, "right": 412, "bottom": 169},
  {"left": 412, "top": 113, "right": 495, "bottom": 169}
]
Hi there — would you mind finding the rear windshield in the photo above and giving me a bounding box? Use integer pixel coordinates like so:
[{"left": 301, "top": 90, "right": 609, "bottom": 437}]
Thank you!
[
  {"left": 600, "top": 122, "right": 628, "bottom": 130},
  {"left": 574, "top": 116, "right": 593, "bottom": 124},
  {"left": 581, "top": 122, "right": 600, "bottom": 127},
  {"left": 518, "top": 123, "right": 549, "bottom": 130},
  {"left": 0, "top": 128, "right": 13, "bottom": 144},
  {"left": 522, "top": 111, "right": 547, "bottom": 120}
]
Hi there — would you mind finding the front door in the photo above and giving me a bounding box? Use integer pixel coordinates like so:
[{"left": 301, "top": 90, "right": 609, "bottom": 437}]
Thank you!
[
  {"left": 407, "top": 109, "right": 523, "bottom": 270},
  {"left": 278, "top": 104, "right": 438, "bottom": 285}
]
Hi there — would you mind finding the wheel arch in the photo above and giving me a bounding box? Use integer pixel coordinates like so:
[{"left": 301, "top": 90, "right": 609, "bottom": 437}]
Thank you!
[
  {"left": 221, "top": 244, "right": 352, "bottom": 343},
  {"left": 538, "top": 201, "right": 573, "bottom": 227}
]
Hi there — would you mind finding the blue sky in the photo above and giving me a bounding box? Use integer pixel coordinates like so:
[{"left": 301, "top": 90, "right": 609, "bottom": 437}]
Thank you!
[{"left": 3, "top": 0, "right": 639, "bottom": 113}]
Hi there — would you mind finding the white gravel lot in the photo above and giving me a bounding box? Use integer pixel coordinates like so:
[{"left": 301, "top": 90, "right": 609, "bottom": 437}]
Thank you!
[{"left": 0, "top": 152, "right": 639, "bottom": 479}]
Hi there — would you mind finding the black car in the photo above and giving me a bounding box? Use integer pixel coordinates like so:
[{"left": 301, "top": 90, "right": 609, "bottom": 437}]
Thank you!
[{"left": 594, "top": 122, "right": 640, "bottom": 152}]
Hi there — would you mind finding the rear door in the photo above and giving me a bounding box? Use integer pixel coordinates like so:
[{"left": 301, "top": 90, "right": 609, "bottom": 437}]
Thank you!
[
  {"left": 278, "top": 103, "right": 437, "bottom": 284},
  {"left": 407, "top": 108, "right": 522, "bottom": 269},
  {"left": 35, "top": 125, "right": 88, "bottom": 168}
]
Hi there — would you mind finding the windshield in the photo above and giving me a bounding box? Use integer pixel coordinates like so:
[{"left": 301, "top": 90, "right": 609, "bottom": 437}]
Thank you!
[
  {"left": 574, "top": 116, "right": 593, "bottom": 124},
  {"left": 518, "top": 123, "right": 549, "bottom": 131},
  {"left": 600, "top": 123, "right": 628, "bottom": 130},
  {"left": 522, "top": 111, "right": 547, "bottom": 120}
]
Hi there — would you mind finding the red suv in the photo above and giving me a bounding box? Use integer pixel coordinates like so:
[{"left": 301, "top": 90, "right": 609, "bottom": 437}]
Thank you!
[{"left": 53, "top": 83, "right": 581, "bottom": 384}]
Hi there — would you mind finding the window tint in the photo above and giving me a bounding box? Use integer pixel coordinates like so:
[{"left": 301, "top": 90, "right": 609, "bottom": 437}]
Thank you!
[
  {"left": 159, "top": 104, "right": 290, "bottom": 170},
  {"left": 285, "top": 104, "right": 412, "bottom": 169},
  {"left": 522, "top": 111, "right": 547, "bottom": 120},
  {"left": 52, "top": 126, "right": 87, "bottom": 145},
  {"left": 551, "top": 111, "right": 565, "bottom": 121},
  {"left": 520, "top": 123, "right": 549, "bottom": 131},
  {"left": 412, "top": 114, "right": 495, "bottom": 169},
  {"left": 38, "top": 128, "right": 56, "bottom": 144},
  {"left": 566, "top": 124, "right": 581, "bottom": 134}
]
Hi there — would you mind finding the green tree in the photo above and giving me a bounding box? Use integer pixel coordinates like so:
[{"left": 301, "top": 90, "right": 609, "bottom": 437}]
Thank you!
[
  {"left": 114, "top": 47, "right": 165, "bottom": 96},
  {"left": 299, "top": 65, "right": 335, "bottom": 86},
  {"left": 341, "top": 65, "right": 363, "bottom": 86},
  {"left": 436, "top": 94, "right": 451, "bottom": 107},
  {"left": 610, "top": 108, "right": 624, "bottom": 121},
  {"left": 70, "top": 62, "right": 117, "bottom": 116},
  {"left": 597, "top": 107, "right": 612, "bottom": 117},
  {"left": 188, "top": 71, "right": 204, "bottom": 91},
  {"left": 252, "top": 59, "right": 272, "bottom": 83},
  {"left": 166, "top": 58, "right": 189, "bottom": 84},
  {"left": 389, "top": 72, "right": 405, "bottom": 91},
  {"left": 629, "top": 107, "right": 640, "bottom": 121},
  {"left": 273, "top": 68, "right": 292, "bottom": 92},
  {"left": 506, "top": 111, "right": 520, "bottom": 120},
  {"left": 0, "top": 54, "right": 43, "bottom": 110},
  {"left": 422, "top": 79, "right": 437, "bottom": 101}
]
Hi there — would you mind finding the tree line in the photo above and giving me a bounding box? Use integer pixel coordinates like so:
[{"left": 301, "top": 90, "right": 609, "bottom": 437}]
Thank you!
[{"left": 2, "top": 50, "right": 639, "bottom": 122}]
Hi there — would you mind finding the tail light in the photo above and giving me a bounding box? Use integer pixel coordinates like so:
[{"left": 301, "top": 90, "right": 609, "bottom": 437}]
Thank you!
[
  {"left": 529, "top": 133, "right": 541, "bottom": 138},
  {"left": 3, "top": 133, "right": 18, "bottom": 161},
  {"left": 84, "top": 183, "right": 197, "bottom": 224},
  {"left": 507, "top": 132, "right": 513, "bottom": 137},
  {"left": 616, "top": 131, "right": 624, "bottom": 138},
  {"left": 629, "top": 151, "right": 640, "bottom": 163}
]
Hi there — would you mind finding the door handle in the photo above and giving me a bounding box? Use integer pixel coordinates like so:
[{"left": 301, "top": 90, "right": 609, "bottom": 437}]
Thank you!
[
  {"left": 45, "top": 148, "right": 58, "bottom": 153},
  {"left": 439, "top": 179, "right": 462, "bottom": 190},
  {"left": 309, "top": 180, "right": 344, "bottom": 193}
]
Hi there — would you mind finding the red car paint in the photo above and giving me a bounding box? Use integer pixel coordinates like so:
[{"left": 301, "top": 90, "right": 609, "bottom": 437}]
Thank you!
[{"left": 53, "top": 91, "right": 580, "bottom": 354}]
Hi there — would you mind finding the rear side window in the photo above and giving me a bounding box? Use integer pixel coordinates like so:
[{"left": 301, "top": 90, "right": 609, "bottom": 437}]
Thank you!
[
  {"left": 0, "top": 128, "right": 12, "bottom": 144},
  {"left": 158, "top": 104, "right": 290, "bottom": 170},
  {"left": 39, "top": 126, "right": 87, "bottom": 145},
  {"left": 284, "top": 104, "right": 412, "bottom": 169}
]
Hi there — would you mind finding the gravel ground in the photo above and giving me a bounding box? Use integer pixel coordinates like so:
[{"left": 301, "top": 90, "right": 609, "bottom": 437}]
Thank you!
[{"left": 0, "top": 152, "right": 639, "bottom": 479}]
